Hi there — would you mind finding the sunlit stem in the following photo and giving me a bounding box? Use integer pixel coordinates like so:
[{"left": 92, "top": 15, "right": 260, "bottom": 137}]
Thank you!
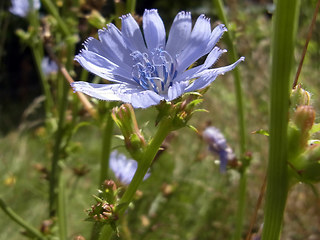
[
  {"left": 211, "top": 1, "right": 247, "bottom": 239},
  {"left": 99, "top": 117, "right": 174, "bottom": 240},
  {"left": 28, "top": 8, "right": 54, "bottom": 120},
  {"left": 126, "top": 0, "right": 136, "bottom": 14},
  {"left": 262, "top": 0, "right": 300, "bottom": 239},
  {"left": 99, "top": 111, "right": 114, "bottom": 185}
]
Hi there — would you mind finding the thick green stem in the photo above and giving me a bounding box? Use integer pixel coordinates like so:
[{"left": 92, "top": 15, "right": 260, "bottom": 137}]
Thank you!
[
  {"left": 99, "top": 112, "right": 114, "bottom": 185},
  {"left": 99, "top": 117, "right": 173, "bottom": 240},
  {"left": 126, "top": 0, "right": 136, "bottom": 14},
  {"left": 0, "top": 198, "right": 46, "bottom": 240},
  {"left": 211, "top": 1, "right": 247, "bottom": 239},
  {"left": 262, "top": 1, "right": 300, "bottom": 239}
]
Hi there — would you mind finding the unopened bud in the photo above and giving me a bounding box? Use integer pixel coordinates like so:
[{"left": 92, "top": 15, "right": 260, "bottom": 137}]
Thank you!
[
  {"left": 88, "top": 9, "right": 107, "bottom": 29},
  {"left": 112, "top": 104, "right": 146, "bottom": 159},
  {"left": 293, "top": 145, "right": 320, "bottom": 183},
  {"left": 293, "top": 105, "right": 315, "bottom": 132},
  {"left": 290, "top": 85, "right": 310, "bottom": 109}
]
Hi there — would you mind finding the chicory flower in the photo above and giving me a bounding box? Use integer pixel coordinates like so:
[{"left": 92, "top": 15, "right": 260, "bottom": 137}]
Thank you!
[
  {"left": 41, "top": 57, "right": 58, "bottom": 76},
  {"left": 109, "top": 150, "right": 150, "bottom": 185},
  {"left": 10, "top": 0, "right": 40, "bottom": 18},
  {"left": 72, "top": 9, "right": 244, "bottom": 108},
  {"left": 203, "top": 126, "right": 235, "bottom": 172}
]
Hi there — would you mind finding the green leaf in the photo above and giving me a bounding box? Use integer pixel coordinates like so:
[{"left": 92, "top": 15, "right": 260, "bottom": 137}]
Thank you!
[
  {"left": 310, "top": 123, "right": 320, "bottom": 135},
  {"left": 252, "top": 129, "right": 269, "bottom": 136}
]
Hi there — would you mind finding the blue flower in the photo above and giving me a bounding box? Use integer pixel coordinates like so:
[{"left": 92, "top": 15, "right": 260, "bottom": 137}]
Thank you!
[
  {"left": 41, "top": 57, "right": 58, "bottom": 76},
  {"left": 72, "top": 9, "right": 244, "bottom": 108},
  {"left": 203, "top": 126, "right": 235, "bottom": 172},
  {"left": 10, "top": 0, "right": 40, "bottom": 18},
  {"left": 109, "top": 150, "right": 150, "bottom": 185}
]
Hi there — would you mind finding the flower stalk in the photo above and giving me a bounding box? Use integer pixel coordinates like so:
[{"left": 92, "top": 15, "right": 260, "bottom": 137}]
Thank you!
[
  {"left": 211, "top": 1, "right": 247, "bottom": 239},
  {"left": 99, "top": 111, "right": 114, "bottom": 185},
  {"left": 262, "top": 0, "right": 300, "bottom": 239},
  {"left": 99, "top": 116, "right": 174, "bottom": 239}
]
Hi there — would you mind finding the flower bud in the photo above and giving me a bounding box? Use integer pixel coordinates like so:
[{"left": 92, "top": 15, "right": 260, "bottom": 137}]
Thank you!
[
  {"left": 202, "top": 126, "right": 236, "bottom": 172},
  {"left": 112, "top": 104, "right": 146, "bottom": 160},
  {"left": 290, "top": 85, "right": 310, "bottom": 109},
  {"left": 292, "top": 144, "right": 320, "bottom": 183},
  {"left": 101, "top": 180, "right": 118, "bottom": 204},
  {"left": 293, "top": 105, "right": 315, "bottom": 132},
  {"left": 87, "top": 9, "right": 107, "bottom": 29}
]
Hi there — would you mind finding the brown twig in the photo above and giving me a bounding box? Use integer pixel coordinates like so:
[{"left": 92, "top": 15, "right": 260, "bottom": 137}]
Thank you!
[
  {"left": 44, "top": 43, "right": 96, "bottom": 117},
  {"left": 245, "top": 174, "right": 267, "bottom": 240},
  {"left": 293, "top": 0, "right": 320, "bottom": 89}
]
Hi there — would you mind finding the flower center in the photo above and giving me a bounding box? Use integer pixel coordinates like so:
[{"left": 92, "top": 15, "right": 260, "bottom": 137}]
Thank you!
[{"left": 131, "top": 48, "right": 177, "bottom": 95}]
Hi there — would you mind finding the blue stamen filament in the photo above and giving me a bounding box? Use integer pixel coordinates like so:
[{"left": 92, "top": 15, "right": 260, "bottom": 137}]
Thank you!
[{"left": 131, "top": 48, "right": 176, "bottom": 95}]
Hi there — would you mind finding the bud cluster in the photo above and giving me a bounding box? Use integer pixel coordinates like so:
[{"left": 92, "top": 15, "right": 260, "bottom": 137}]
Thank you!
[
  {"left": 288, "top": 86, "right": 320, "bottom": 184},
  {"left": 86, "top": 180, "right": 120, "bottom": 225},
  {"left": 87, "top": 202, "right": 117, "bottom": 223},
  {"left": 156, "top": 92, "right": 205, "bottom": 130}
]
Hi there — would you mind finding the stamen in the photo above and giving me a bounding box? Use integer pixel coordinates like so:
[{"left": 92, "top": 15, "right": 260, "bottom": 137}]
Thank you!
[{"left": 130, "top": 48, "right": 176, "bottom": 95}]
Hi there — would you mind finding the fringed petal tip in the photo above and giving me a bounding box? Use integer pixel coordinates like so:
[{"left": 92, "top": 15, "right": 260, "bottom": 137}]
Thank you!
[
  {"left": 239, "top": 56, "right": 245, "bottom": 62},
  {"left": 219, "top": 24, "right": 228, "bottom": 32},
  {"left": 119, "top": 13, "right": 132, "bottom": 20}
]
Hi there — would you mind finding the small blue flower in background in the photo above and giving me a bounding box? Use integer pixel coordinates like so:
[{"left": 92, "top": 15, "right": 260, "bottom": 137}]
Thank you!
[
  {"left": 10, "top": 0, "right": 40, "bottom": 18},
  {"left": 109, "top": 150, "right": 150, "bottom": 185},
  {"left": 202, "top": 126, "right": 235, "bottom": 172},
  {"left": 41, "top": 57, "right": 58, "bottom": 76},
  {"left": 72, "top": 9, "right": 244, "bottom": 108}
]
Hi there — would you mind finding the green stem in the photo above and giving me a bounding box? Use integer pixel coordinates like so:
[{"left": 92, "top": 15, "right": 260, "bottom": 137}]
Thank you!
[
  {"left": 234, "top": 170, "right": 247, "bottom": 239},
  {"left": 211, "top": 0, "right": 246, "bottom": 154},
  {"left": 0, "top": 198, "right": 46, "bottom": 240},
  {"left": 126, "top": 0, "right": 136, "bottom": 14},
  {"left": 49, "top": 74, "right": 68, "bottom": 217},
  {"left": 58, "top": 167, "right": 68, "bottom": 240},
  {"left": 30, "top": 45, "right": 54, "bottom": 118},
  {"left": 28, "top": 8, "right": 54, "bottom": 119},
  {"left": 48, "top": 37, "right": 75, "bottom": 218},
  {"left": 262, "top": 1, "right": 300, "bottom": 240},
  {"left": 99, "top": 117, "right": 173, "bottom": 240},
  {"left": 41, "top": 0, "right": 71, "bottom": 37},
  {"left": 99, "top": 112, "right": 114, "bottom": 185},
  {"left": 211, "top": 1, "right": 247, "bottom": 239}
]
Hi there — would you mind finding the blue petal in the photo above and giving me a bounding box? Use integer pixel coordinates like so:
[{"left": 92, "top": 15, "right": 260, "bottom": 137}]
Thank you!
[
  {"left": 165, "top": 81, "right": 188, "bottom": 101},
  {"left": 120, "top": 13, "right": 148, "bottom": 53},
  {"left": 75, "top": 49, "right": 134, "bottom": 83},
  {"left": 204, "top": 24, "right": 228, "bottom": 53},
  {"left": 174, "top": 47, "right": 227, "bottom": 82},
  {"left": 129, "top": 90, "right": 164, "bottom": 108},
  {"left": 71, "top": 81, "right": 164, "bottom": 108},
  {"left": 176, "top": 14, "right": 212, "bottom": 73},
  {"left": 98, "top": 24, "right": 133, "bottom": 69},
  {"left": 143, "top": 9, "right": 166, "bottom": 50},
  {"left": 165, "top": 11, "right": 192, "bottom": 57},
  {"left": 185, "top": 57, "right": 245, "bottom": 92}
]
